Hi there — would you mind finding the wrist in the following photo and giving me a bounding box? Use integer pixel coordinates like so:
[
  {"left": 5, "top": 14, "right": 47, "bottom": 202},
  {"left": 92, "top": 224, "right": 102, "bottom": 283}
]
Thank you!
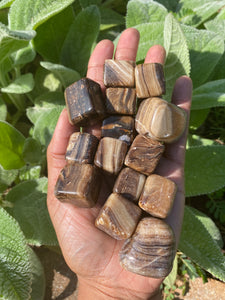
[{"left": 77, "top": 278, "right": 162, "bottom": 300}]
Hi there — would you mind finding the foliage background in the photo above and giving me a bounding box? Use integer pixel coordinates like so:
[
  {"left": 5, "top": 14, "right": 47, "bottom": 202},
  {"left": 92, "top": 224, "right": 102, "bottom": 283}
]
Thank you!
[{"left": 0, "top": 0, "right": 225, "bottom": 298}]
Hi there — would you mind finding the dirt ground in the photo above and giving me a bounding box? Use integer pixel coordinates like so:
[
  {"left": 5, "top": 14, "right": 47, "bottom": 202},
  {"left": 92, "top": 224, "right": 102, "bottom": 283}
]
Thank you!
[{"left": 35, "top": 247, "right": 225, "bottom": 300}]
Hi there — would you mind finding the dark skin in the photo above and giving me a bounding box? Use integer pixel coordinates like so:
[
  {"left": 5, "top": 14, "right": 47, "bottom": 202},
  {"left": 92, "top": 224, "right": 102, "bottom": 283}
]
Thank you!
[{"left": 47, "top": 28, "right": 192, "bottom": 300}]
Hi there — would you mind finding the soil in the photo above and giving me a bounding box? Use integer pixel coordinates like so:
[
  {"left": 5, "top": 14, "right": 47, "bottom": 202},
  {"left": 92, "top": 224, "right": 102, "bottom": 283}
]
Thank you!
[{"left": 36, "top": 246, "right": 225, "bottom": 300}]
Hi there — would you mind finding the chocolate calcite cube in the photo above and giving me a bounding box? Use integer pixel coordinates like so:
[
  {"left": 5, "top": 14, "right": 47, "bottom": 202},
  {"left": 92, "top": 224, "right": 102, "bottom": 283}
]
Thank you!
[
  {"left": 106, "top": 87, "right": 137, "bottom": 115},
  {"left": 101, "top": 115, "right": 135, "bottom": 145},
  {"left": 135, "top": 97, "right": 187, "bottom": 143},
  {"left": 113, "top": 167, "right": 146, "bottom": 203},
  {"left": 95, "top": 193, "right": 142, "bottom": 240},
  {"left": 66, "top": 132, "right": 99, "bottom": 164},
  {"left": 135, "top": 63, "right": 165, "bottom": 98},
  {"left": 65, "top": 77, "right": 105, "bottom": 127},
  {"left": 119, "top": 217, "right": 176, "bottom": 278},
  {"left": 139, "top": 174, "right": 177, "bottom": 218},
  {"left": 94, "top": 137, "right": 128, "bottom": 175},
  {"left": 104, "top": 60, "right": 135, "bottom": 87},
  {"left": 54, "top": 163, "right": 100, "bottom": 208},
  {"left": 124, "top": 135, "right": 164, "bottom": 175}
]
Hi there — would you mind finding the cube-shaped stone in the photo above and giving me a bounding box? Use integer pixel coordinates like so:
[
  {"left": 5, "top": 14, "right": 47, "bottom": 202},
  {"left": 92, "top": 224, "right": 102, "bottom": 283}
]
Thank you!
[
  {"left": 113, "top": 167, "right": 146, "bottom": 203},
  {"left": 54, "top": 163, "right": 100, "bottom": 208},
  {"left": 95, "top": 193, "right": 142, "bottom": 240},
  {"left": 104, "top": 60, "right": 135, "bottom": 87},
  {"left": 105, "top": 87, "right": 136, "bottom": 115},
  {"left": 135, "top": 63, "right": 165, "bottom": 98},
  {"left": 135, "top": 97, "right": 187, "bottom": 143},
  {"left": 94, "top": 137, "right": 128, "bottom": 175},
  {"left": 101, "top": 115, "right": 135, "bottom": 145},
  {"left": 119, "top": 217, "right": 176, "bottom": 278},
  {"left": 65, "top": 77, "right": 105, "bottom": 126},
  {"left": 125, "top": 135, "right": 164, "bottom": 175},
  {"left": 66, "top": 132, "right": 99, "bottom": 164},
  {"left": 139, "top": 174, "right": 177, "bottom": 218}
]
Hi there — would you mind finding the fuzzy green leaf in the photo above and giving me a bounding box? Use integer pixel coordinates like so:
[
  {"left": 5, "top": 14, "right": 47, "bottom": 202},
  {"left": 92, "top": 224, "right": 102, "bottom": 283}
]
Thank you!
[
  {"left": 205, "top": 19, "right": 225, "bottom": 40},
  {"left": 0, "top": 207, "right": 32, "bottom": 299},
  {"left": 33, "top": 6, "right": 74, "bottom": 63},
  {"left": 185, "top": 146, "right": 225, "bottom": 197},
  {"left": 163, "top": 254, "right": 178, "bottom": 288},
  {"left": 79, "top": 0, "right": 101, "bottom": 8},
  {"left": 1, "top": 73, "right": 34, "bottom": 94},
  {"left": 40, "top": 61, "right": 81, "bottom": 88},
  {"left": 126, "top": 0, "right": 167, "bottom": 28},
  {"left": 11, "top": 44, "right": 36, "bottom": 66},
  {"left": 192, "top": 79, "right": 225, "bottom": 110},
  {"left": 100, "top": 7, "right": 124, "bottom": 31},
  {"left": 0, "top": 96, "right": 7, "bottom": 121},
  {"left": 164, "top": 14, "right": 190, "bottom": 100},
  {"left": 182, "top": 25, "right": 224, "bottom": 88},
  {"left": 0, "top": 121, "right": 25, "bottom": 170},
  {"left": 22, "top": 137, "right": 42, "bottom": 164},
  {"left": 61, "top": 5, "right": 100, "bottom": 76},
  {"left": 179, "top": 206, "right": 225, "bottom": 282},
  {"left": 156, "top": 0, "right": 178, "bottom": 11},
  {"left": 6, "top": 177, "right": 58, "bottom": 246},
  {"left": 0, "top": 164, "right": 18, "bottom": 192},
  {"left": 9, "top": 0, "right": 75, "bottom": 30},
  {"left": 0, "top": 0, "right": 14, "bottom": 9},
  {"left": 178, "top": 0, "right": 225, "bottom": 27},
  {"left": 0, "top": 23, "right": 35, "bottom": 63}
]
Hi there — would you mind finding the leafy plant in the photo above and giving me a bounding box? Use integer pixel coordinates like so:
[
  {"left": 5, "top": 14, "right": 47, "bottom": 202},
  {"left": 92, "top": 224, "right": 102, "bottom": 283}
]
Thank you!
[{"left": 0, "top": 0, "right": 225, "bottom": 298}]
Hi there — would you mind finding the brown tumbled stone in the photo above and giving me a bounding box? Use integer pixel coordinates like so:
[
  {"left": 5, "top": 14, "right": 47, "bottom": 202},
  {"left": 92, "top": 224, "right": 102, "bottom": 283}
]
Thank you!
[
  {"left": 54, "top": 163, "right": 100, "bottom": 208},
  {"left": 135, "top": 97, "right": 187, "bottom": 143},
  {"left": 95, "top": 193, "right": 142, "bottom": 240},
  {"left": 94, "top": 137, "right": 128, "bottom": 175},
  {"left": 119, "top": 217, "right": 176, "bottom": 278},
  {"left": 135, "top": 63, "right": 165, "bottom": 98},
  {"left": 139, "top": 174, "right": 177, "bottom": 218},
  {"left": 104, "top": 60, "right": 135, "bottom": 87},
  {"left": 101, "top": 115, "right": 135, "bottom": 145},
  {"left": 105, "top": 87, "right": 137, "bottom": 115},
  {"left": 65, "top": 77, "right": 105, "bottom": 127},
  {"left": 65, "top": 132, "right": 99, "bottom": 164},
  {"left": 124, "top": 135, "right": 164, "bottom": 175},
  {"left": 113, "top": 167, "right": 146, "bottom": 203}
]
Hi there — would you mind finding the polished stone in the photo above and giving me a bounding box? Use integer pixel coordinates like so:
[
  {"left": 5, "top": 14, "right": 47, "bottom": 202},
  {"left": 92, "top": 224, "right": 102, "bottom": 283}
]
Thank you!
[
  {"left": 105, "top": 87, "right": 137, "bottom": 115},
  {"left": 65, "top": 77, "right": 105, "bottom": 127},
  {"left": 113, "top": 167, "right": 146, "bottom": 203},
  {"left": 66, "top": 132, "right": 99, "bottom": 164},
  {"left": 54, "top": 163, "right": 100, "bottom": 208},
  {"left": 94, "top": 137, "right": 128, "bottom": 175},
  {"left": 104, "top": 60, "right": 135, "bottom": 87},
  {"left": 124, "top": 134, "right": 164, "bottom": 175},
  {"left": 95, "top": 193, "right": 142, "bottom": 240},
  {"left": 135, "top": 63, "right": 165, "bottom": 98},
  {"left": 139, "top": 174, "right": 177, "bottom": 218},
  {"left": 135, "top": 97, "right": 187, "bottom": 143},
  {"left": 119, "top": 217, "right": 176, "bottom": 278}
]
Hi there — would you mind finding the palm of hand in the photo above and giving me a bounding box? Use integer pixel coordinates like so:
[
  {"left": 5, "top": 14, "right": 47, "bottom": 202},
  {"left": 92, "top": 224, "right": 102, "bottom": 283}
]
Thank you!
[{"left": 47, "top": 28, "right": 192, "bottom": 299}]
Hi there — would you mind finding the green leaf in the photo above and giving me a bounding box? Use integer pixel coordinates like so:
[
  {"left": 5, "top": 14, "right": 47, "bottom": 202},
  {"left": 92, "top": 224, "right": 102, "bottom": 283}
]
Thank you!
[
  {"left": 100, "top": 7, "right": 124, "bottom": 31},
  {"left": 28, "top": 247, "right": 45, "bottom": 300},
  {"left": 1, "top": 73, "right": 34, "bottom": 94},
  {"left": 163, "top": 254, "right": 178, "bottom": 288},
  {"left": 33, "top": 6, "right": 74, "bottom": 63},
  {"left": 22, "top": 137, "right": 42, "bottom": 164},
  {"left": 179, "top": 206, "right": 225, "bottom": 282},
  {"left": 155, "top": 0, "right": 178, "bottom": 11},
  {"left": 0, "top": 0, "right": 14, "bottom": 9},
  {"left": 185, "top": 146, "right": 225, "bottom": 196},
  {"left": 79, "top": 0, "right": 101, "bottom": 8},
  {"left": 11, "top": 44, "right": 36, "bottom": 66},
  {"left": 164, "top": 14, "right": 190, "bottom": 100},
  {"left": 178, "top": 0, "right": 225, "bottom": 27},
  {"left": 0, "top": 22, "right": 35, "bottom": 64},
  {"left": 9, "top": 0, "right": 75, "bottom": 30},
  {"left": 187, "top": 134, "right": 216, "bottom": 148},
  {"left": 189, "top": 108, "right": 209, "bottom": 130},
  {"left": 205, "top": 19, "right": 225, "bottom": 40},
  {"left": 0, "top": 207, "right": 32, "bottom": 299},
  {"left": 0, "top": 121, "right": 25, "bottom": 170},
  {"left": 126, "top": 0, "right": 167, "bottom": 28},
  {"left": 0, "top": 164, "right": 18, "bottom": 192},
  {"left": 0, "top": 96, "right": 7, "bottom": 120},
  {"left": 182, "top": 25, "right": 224, "bottom": 88},
  {"left": 40, "top": 61, "right": 81, "bottom": 88},
  {"left": 192, "top": 80, "right": 225, "bottom": 110},
  {"left": 61, "top": 5, "right": 100, "bottom": 76},
  {"left": 6, "top": 177, "right": 58, "bottom": 246}
]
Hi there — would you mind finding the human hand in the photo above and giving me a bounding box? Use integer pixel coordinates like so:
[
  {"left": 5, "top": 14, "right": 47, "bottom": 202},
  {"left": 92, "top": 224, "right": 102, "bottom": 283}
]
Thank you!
[{"left": 47, "top": 28, "right": 192, "bottom": 300}]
